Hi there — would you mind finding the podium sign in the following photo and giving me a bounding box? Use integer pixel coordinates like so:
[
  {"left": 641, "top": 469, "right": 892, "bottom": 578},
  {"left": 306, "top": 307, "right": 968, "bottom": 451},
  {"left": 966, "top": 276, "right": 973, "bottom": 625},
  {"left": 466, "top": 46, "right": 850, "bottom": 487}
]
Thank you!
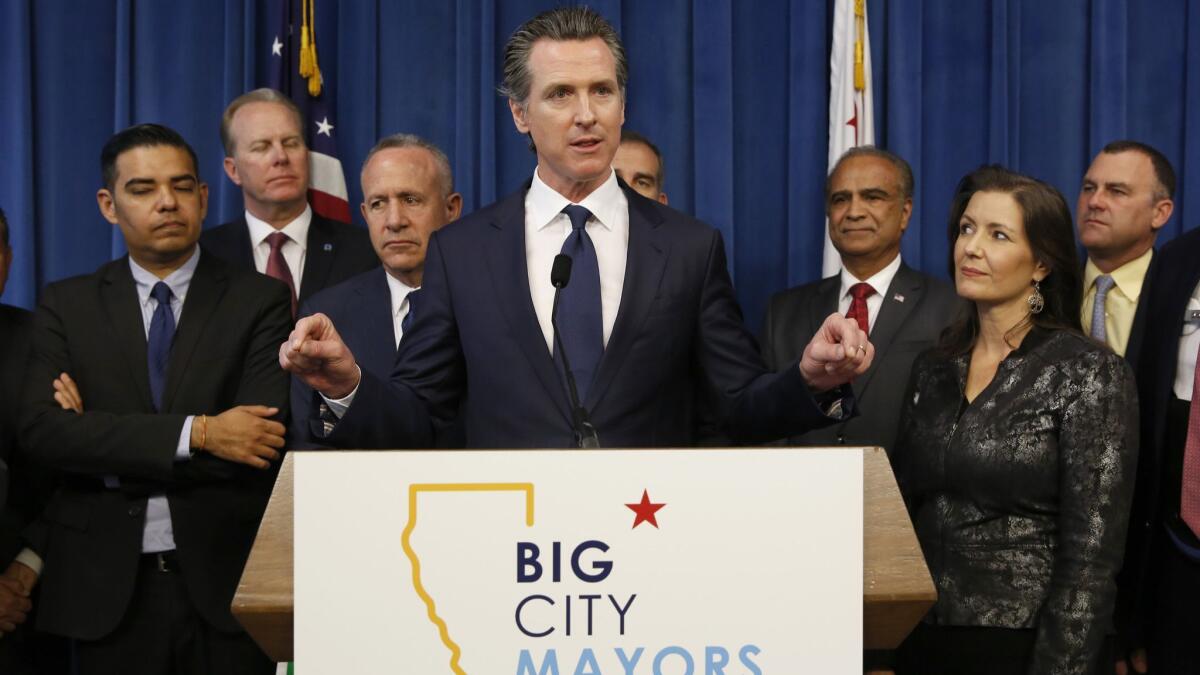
[{"left": 294, "top": 448, "right": 863, "bottom": 673}]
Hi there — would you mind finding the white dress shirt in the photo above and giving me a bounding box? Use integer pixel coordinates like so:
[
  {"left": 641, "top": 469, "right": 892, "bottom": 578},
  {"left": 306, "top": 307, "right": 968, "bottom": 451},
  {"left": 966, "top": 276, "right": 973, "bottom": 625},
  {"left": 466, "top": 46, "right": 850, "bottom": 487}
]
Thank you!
[
  {"left": 386, "top": 272, "right": 419, "bottom": 348},
  {"left": 837, "top": 254, "right": 903, "bottom": 334},
  {"left": 129, "top": 247, "right": 200, "bottom": 553},
  {"left": 1174, "top": 277, "right": 1200, "bottom": 401},
  {"left": 525, "top": 168, "right": 629, "bottom": 351},
  {"left": 245, "top": 205, "right": 311, "bottom": 294}
]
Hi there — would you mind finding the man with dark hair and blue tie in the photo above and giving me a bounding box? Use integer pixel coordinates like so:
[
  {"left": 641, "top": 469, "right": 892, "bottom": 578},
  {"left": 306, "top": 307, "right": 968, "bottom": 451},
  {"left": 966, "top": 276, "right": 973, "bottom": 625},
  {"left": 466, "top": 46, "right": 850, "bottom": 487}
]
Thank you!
[
  {"left": 281, "top": 6, "right": 873, "bottom": 448},
  {"left": 20, "top": 123, "right": 291, "bottom": 674}
]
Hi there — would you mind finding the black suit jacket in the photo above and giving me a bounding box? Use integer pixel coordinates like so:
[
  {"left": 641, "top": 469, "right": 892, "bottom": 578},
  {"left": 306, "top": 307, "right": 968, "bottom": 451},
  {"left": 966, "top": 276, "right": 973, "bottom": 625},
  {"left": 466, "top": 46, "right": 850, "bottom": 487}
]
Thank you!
[
  {"left": 323, "top": 183, "right": 844, "bottom": 449},
  {"left": 1124, "top": 253, "right": 1152, "bottom": 374},
  {"left": 0, "top": 304, "right": 35, "bottom": 563},
  {"left": 20, "top": 251, "right": 292, "bottom": 640},
  {"left": 200, "top": 211, "right": 377, "bottom": 304},
  {"left": 1117, "top": 232, "right": 1199, "bottom": 642},
  {"left": 761, "top": 262, "right": 962, "bottom": 451}
]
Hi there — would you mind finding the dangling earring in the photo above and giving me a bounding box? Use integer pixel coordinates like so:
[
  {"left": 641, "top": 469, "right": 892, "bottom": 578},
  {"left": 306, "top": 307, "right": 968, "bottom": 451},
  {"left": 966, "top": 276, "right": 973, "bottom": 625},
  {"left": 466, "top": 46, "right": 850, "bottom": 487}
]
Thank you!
[{"left": 1027, "top": 280, "right": 1045, "bottom": 315}]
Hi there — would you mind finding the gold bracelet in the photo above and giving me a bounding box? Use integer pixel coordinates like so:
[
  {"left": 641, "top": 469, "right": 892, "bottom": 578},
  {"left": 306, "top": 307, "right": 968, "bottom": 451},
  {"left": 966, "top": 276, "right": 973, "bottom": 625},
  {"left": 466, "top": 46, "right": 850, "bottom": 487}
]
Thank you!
[{"left": 198, "top": 414, "right": 207, "bottom": 450}]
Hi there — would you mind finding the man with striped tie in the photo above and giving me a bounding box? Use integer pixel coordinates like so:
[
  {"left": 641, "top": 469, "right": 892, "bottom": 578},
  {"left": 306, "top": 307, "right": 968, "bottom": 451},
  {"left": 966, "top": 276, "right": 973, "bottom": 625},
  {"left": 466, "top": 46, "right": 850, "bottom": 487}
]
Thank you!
[{"left": 288, "top": 134, "right": 462, "bottom": 448}]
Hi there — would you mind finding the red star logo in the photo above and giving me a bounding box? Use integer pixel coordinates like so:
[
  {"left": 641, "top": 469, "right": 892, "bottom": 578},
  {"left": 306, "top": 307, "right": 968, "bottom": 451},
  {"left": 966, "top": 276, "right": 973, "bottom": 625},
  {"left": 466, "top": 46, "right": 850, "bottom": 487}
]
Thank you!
[{"left": 625, "top": 490, "right": 666, "bottom": 529}]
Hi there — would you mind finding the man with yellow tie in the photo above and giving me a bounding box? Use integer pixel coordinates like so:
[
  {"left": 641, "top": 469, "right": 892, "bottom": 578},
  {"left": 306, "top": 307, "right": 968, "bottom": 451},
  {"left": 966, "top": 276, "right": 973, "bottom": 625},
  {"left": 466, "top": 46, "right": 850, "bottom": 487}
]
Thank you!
[{"left": 1077, "top": 141, "right": 1175, "bottom": 364}]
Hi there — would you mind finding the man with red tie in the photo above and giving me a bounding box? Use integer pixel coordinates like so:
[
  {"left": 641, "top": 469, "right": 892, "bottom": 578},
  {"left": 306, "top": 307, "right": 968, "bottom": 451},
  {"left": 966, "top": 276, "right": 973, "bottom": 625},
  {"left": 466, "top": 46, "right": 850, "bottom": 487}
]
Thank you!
[
  {"left": 201, "top": 89, "right": 376, "bottom": 312},
  {"left": 761, "top": 147, "right": 961, "bottom": 452}
]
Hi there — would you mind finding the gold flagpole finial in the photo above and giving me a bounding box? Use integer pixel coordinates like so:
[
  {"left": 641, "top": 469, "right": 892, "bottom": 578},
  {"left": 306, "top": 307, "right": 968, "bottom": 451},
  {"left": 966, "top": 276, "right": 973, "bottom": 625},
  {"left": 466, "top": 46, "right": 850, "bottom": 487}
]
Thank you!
[
  {"left": 299, "top": 0, "right": 322, "bottom": 96},
  {"left": 853, "top": 0, "right": 866, "bottom": 91}
]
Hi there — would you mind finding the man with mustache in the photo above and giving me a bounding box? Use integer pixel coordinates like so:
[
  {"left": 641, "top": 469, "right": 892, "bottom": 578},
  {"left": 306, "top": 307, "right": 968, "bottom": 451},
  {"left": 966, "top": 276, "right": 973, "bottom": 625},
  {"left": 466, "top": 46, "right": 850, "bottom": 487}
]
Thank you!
[
  {"left": 762, "top": 146, "right": 959, "bottom": 454},
  {"left": 1077, "top": 140, "right": 1174, "bottom": 363},
  {"left": 281, "top": 7, "right": 873, "bottom": 448},
  {"left": 202, "top": 89, "right": 376, "bottom": 314},
  {"left": 289, "top": 134, "right": 462, "bottom": 447}
]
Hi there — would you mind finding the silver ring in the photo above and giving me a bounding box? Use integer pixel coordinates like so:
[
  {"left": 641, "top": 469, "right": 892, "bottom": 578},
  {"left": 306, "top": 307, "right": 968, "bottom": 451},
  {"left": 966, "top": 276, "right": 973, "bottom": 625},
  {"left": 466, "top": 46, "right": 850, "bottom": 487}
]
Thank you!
[{"left": 856, "top": 344, "right": 867, "bottom": 353}]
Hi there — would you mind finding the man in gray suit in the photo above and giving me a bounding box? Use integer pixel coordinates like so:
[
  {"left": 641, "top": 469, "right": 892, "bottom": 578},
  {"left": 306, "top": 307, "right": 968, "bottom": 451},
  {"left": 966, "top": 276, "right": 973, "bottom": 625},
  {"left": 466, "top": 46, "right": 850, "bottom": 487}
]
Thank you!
[{"left": 762, "top": 147, "right": 961, "bottom": 452}]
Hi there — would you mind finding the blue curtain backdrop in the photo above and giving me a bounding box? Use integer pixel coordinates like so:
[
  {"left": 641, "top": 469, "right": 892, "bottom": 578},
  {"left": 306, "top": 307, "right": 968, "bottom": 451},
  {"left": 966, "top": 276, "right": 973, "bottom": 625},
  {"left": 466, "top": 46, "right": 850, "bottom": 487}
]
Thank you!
[{"left": 2, "top": 0, "right": 1197, "bottom": 335}]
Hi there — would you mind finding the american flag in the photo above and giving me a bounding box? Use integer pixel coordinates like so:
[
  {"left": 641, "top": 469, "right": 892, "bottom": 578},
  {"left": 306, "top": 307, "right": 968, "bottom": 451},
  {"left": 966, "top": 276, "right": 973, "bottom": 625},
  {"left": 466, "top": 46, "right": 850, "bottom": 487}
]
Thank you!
[{"left": 265, "top": 0, "right": 351, "bottom": 223}]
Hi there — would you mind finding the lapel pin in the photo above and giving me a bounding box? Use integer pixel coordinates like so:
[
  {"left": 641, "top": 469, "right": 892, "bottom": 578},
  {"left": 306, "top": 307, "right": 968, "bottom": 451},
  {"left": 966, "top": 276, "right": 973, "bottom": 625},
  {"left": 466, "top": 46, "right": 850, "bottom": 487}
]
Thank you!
[
  {"left": 893, "top": 293, "right": 905, "bottom": 303},
  {"left": 323, "top": 243, "right": 333, "bottom": 252}
]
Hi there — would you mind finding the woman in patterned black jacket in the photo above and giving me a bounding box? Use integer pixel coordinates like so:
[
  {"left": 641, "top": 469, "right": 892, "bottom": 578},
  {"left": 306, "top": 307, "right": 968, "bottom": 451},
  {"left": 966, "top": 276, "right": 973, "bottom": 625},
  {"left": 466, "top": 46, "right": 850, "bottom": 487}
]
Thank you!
[{"left": 891, "top": 166, "right": 1138, "bottom": 675}]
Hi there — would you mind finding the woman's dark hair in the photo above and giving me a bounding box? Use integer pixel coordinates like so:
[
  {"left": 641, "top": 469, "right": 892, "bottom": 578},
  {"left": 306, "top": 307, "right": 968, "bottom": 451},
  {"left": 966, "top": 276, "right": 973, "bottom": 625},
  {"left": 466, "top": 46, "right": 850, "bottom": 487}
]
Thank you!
[{"left": 939, "top": 165, "right": 1083, "bottom": 354}]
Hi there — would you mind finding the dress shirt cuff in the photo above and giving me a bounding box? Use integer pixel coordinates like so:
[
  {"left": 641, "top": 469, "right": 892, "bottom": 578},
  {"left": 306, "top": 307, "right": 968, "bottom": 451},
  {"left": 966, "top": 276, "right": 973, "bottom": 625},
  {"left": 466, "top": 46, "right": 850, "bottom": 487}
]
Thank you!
[
  {"left": 319, "top": 366, "right": 361, "bottom": 419},
  {"left": 13, "top": 548, "right": 43, "bottom": 576},
  {"left": 812, "top": 385, "right": 854, "bottom": 421},
  {"left": 176, "top": 416, "right": 195, "bottom": 461}
]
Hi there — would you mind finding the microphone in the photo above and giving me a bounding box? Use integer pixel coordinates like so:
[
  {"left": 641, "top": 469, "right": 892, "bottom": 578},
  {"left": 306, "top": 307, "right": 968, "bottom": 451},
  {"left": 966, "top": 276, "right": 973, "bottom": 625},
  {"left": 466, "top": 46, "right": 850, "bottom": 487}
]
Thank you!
[{"left": 550, "top": 253, "right": 600, "bottom": 448}]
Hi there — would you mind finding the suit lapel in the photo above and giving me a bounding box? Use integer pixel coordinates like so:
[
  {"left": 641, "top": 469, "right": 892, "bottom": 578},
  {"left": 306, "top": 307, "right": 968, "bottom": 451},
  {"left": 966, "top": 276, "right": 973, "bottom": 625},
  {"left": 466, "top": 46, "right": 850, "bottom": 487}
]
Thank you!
[
  {"left": 364, "top": 268, "right": 399, "bottom": 370},
  {"left": 854, "top": 263, "right": 922, "bottom": 398},
  {"left": 228, "top": 216, "right": 256, "bottom": 270},
  {"left": 1125, "top": 249, "right": 1154, "bottom": 370},
  {"left": 586, "top": 189, "right": 667, "bottom": 411},
  {"left": 162, "top": 252, "right": 228, "bottom": 411},
  {"left": 484, "top": 188, "right": 573, "bottom": 422},
  {"left": 301, "top": 215, "right": 336, "bottom": 303},
  {"left": 809, "top": 275, "right": 841, "bottom": 339},
  {"left": 100, "top": 259, "right": 154, "bottom": 412}
]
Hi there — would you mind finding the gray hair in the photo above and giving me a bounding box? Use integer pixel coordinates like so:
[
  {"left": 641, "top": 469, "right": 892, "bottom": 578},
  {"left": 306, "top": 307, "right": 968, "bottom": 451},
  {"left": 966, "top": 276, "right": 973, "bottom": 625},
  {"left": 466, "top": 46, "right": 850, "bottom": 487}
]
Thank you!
[
  {"left": 826, "top": 146, "right": 915, "bottom": 201},
  {"left": 220, "top": 88, "right": 305, "bottom": 156},
  {"left": 361, "top": 133, "right": 455, "bottom": 197},
  {"left": 499, "top": 6, "right": 628, "bottom": 105}
]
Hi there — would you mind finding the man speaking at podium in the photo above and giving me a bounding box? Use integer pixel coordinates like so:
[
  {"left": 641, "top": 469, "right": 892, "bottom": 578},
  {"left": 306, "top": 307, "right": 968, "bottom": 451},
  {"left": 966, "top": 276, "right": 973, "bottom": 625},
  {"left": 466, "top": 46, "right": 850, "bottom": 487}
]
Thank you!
[{"left": 281, "top": 6, "right": 873, "bottom": 448}]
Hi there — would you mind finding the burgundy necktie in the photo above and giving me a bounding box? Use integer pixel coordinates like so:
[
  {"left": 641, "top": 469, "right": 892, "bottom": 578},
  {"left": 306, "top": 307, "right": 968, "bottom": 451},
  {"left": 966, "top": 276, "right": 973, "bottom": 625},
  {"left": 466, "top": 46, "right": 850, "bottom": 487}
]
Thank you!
[
  {"left": 265, "top": 231, "right": 297, "bottom": 317},
  {"left": 1183, "top": 341, "right": 1200, "bottom": 537},
  {"left": 845, "top": 282, "right": 876, "bottom": 334}
]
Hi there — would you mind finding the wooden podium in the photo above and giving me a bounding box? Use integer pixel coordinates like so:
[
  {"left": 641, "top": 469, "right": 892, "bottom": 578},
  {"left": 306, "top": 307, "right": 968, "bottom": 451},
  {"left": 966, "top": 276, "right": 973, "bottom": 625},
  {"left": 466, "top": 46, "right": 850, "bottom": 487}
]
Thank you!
[{"left": 232, "top": 447, "right": 934, "bottom": 661}]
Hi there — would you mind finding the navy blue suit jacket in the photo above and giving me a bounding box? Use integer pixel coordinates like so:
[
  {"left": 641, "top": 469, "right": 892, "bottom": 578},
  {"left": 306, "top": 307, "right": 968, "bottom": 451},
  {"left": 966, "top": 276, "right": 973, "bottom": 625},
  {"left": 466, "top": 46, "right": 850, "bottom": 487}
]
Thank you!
[{"left": 324, "top": 183, "right": 841, "bottom": 449}]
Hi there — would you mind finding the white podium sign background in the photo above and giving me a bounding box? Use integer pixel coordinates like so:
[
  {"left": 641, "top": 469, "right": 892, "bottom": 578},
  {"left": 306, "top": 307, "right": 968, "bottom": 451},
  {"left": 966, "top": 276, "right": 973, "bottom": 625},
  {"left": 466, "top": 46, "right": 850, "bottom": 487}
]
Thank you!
[{"left": 294, "top": 448, "right": 863, "bottom": 674}]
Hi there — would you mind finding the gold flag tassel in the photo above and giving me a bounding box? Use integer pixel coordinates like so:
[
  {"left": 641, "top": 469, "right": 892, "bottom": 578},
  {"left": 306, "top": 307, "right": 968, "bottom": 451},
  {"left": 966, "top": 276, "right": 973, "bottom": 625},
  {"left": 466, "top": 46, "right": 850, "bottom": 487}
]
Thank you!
[
  {"left": 299, "top": 0, "right": 313, "bottom": 77},
  {"left": 853, "top": 0, "right": 865, "bottom": 91},
  {"left": 300, "top": 0, "right": 322, "bottom": 96}
]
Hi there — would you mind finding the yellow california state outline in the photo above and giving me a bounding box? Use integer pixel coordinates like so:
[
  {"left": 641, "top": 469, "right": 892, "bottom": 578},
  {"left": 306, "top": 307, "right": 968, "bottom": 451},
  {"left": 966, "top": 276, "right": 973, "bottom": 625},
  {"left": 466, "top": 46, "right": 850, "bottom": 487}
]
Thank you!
[{"left": 400, "top": 483, "right": 535, "bottom": 674}]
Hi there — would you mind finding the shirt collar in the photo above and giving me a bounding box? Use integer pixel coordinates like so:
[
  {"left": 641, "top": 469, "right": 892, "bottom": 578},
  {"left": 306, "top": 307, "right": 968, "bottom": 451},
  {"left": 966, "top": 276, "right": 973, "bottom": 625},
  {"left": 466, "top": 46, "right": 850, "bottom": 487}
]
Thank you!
[
  {"left": 527, "top": 168, "right": 624, "bottom": 233},
  {"left": 385, "top": 270, "right": 419, "bottom": 317},
  {"left": 245, "top": 204, "right": 312, "bottom": 251},
  {"left": 1084, "top": 248, "right": 1153, "bottom": 301},
  {"left": 838, "top": 254, "right": 903, "bottom": 302},
  {"left": 128, "top": 245, "right": 201, "bottom": 304}
]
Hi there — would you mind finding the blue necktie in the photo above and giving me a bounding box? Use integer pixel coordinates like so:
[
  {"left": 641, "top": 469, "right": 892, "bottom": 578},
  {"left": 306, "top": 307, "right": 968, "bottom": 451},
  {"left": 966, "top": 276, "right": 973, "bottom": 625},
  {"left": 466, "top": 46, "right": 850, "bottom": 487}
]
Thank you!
[
  {"left": 1090, "top": 274, "right": 1115, "bottom": 343},
  {"left": 147, "top": 282, "right": 176, "bottom": 411},
  {"left": 401, "top": 289, "right": 420, "bottom": 337},
  {"left": 556, "top": 205, "right": 603, "bottom": 402}
]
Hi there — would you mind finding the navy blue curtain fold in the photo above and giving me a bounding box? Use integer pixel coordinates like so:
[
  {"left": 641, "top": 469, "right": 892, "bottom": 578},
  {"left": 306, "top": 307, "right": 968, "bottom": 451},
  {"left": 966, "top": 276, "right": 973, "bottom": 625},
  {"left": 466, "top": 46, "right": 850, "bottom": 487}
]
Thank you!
[{"left": 1, "top": 0, "right": 1197, "bottom": 337}]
